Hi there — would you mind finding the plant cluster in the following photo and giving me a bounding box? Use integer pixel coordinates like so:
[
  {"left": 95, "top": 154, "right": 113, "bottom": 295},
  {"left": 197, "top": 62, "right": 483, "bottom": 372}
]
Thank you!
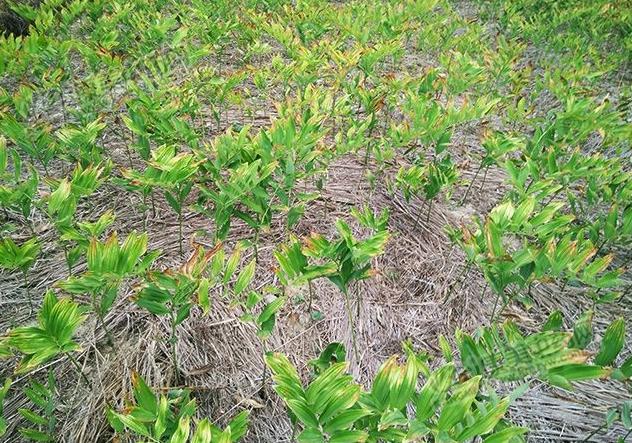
[{"left": 0, "top": 0, "right": 630, "bottom": 441}]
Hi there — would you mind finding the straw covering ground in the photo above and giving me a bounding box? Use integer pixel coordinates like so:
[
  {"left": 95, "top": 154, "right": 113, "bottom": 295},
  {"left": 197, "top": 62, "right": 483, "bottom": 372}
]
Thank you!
[{"left": 0, "top": 0, "right": 631, "bottom": 442}]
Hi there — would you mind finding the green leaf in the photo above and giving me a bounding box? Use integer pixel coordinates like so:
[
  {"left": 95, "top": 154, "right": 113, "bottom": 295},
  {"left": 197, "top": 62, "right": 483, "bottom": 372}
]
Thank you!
[
  {"left": 482, "top": 426, "right": 528, "bottom": 443},
  {"left": 322, "top": 409, "right": 370, "bottom": 433},
  {"left": 569, "top": 311, "right": 593, "bottom": 349},
  {"left": 18, "top": 428, "right": 53, "bottom": 441},
  {"left": 542, "top": 310, "right": 563, "bottom": 332},
  {"left": 457, "top": 398, "right": 511, "bottom": 440},
  {"left": 198, "top": 277, "right": 210, "bottom": 314},
  {"left": 234, "top": 260, "right": 256, "bottom": 295},
  {"left": 329, "top": 429, "right": 368, "bottom": 442},
  {"left": 18, "top": 408, "right": 48, "bottom": 426},
  {"left": 594, "top": 318, "right": 625, "bottom": 366},
  {"left": 416, "top": 363, "right": 455, "bottom": 421},
  {"left": 170, "top": 416, "right": 190, "bottom": 443},
  {"left": 437, "top": 375, "right": 481, "bottom": 431}
]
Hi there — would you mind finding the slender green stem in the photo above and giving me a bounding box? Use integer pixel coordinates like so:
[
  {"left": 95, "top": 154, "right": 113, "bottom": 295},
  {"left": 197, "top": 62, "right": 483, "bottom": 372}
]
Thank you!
[
  {"left": 479, "top": 165, "right": 489, "bottom": 191},
  {"left": 253, "top": 228, "right": 260, "bottom": 264},
  {"left": 22, "top": 270, "right": 33, "bottom": 314},
  {"left": 446, "top": 261, "right": 471, "bottom": 300},
  {"left": 62, "top": 244, "right": 73, "bottom": 277},
  {"left": 178, "top": 207, "right": 183, "bottom": 257},
  {"left": 491, "top": 290, "right": 511, "bottom": 324},
  {"left": 93, "top": 294, "right": 115, "bottom": 346},
  {"left": 341, "top": 287, "right": 359, "bottom": 362},
  {"left": 307, "top": 280, "right": 314, "bottom": 318},
  {"left": 260, "top": 339, "right": 268, "bottom": 394},
  {"left": 150, "top": 191, "right": 156, "bottom": 218},
  {"left": 59, "top": 86, "right": 68, "bottom": 124},
  {"left": 65, "top": 352, "right": 91, "bottom": 388},
  {"left": 460, "top": 161, "right": 484, "bottom": 206},
  {"left": 490, "top": 289, "right": 503, "bottom": 323},
  {"left": 171, "top": 309, "right": 180, "bottom": 385},
  {"left": 582, "top": 423, "right": 605, "bottom": 442}
]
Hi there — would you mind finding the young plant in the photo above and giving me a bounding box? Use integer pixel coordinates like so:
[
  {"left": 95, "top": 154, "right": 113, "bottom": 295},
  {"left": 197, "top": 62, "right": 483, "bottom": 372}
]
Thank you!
[
  {"left": 300, "top": 207, "right": 390, "bottom": 359},
  {"left": 134, "top": 245, "right": 218, "bottom": 384},
  {"left": 18, "top": 370, "right": 58, "bottom": 442},
  {"left": 56, "top": 210, "right": 116, "bottom": 276},
  {"left": 0, "top": 291, "right": 88, "bottom": 384},
  {"left": 108, "top": 372, "right": 249, "bottom": 442},
  {"left": 56, "top": 118, "right": 107, "bottom": 167},
  {"left": 274, "top": 237, "right": 335, "bottom": 319},
  {"left": 45, "top": 162, "right": 112, "bottom": 272},
  {"left": 121, "top": 145, "right": 200, "bottom": 255},
  {"left": 460, "top": 130, "right": 521, "bottom": 205},
  {"left": 457, "top": 315, "right": 629, "bottom": 388},
  {"left": 266, "top": 343, "right": 525, "bottom": 442},
  {"left": 0, "top": 136, "right": 39, "bottom": 230},
  {"left": 58, "top": 232, "right": 159, "bottom": 344},
  {"left": 0, "top": 237, "right": 39, "bottom": 312},
  {"left": 198, "top": 154, "right": 277, "bottom": 250},
  {"left": 395, "top": 129, "right": 458, "bottom": 222}
]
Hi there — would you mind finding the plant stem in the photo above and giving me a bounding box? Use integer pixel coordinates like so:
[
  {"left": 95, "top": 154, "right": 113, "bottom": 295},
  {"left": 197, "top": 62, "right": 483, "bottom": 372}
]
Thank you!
[
  {"left": 479, "top": 165, "right": 489, "bottom": 191},
  {"left": 65, "top": 352, "right": 91, "bottom": 388},
  {"left": 150, "top": 191, "right": 156, "bottom": 218},
  {"left": 490, "top": 289, "right": 503, "bottom": 323},
  {"left": 93, "top": 295, "right": 115, "bottom": 346},
  {"left": 59, "top": 86, "right": 68, "bottom": 124},
  {"left": 253, "top": 228, "right": 260, "bottom": 264},
  {"left": 260, "top": 339, "right": 268, "bottom": 394},
  {"left": 62, "top": 244, "right": 73, "bottom": 277},
  {"left": 426, "top": 199, "right": 433, "bottom": 223},
  {"left": 178, "top": 208, "right": 183, "bottom": 257},
  {"left": 307, "top": 280, "right": 314, "bottom": 318},
  {"left": 582, "top": 423, "right": 605, "bottom": 442},
  {"left": 341, "top": 288, "right": 359, "bottom": 362},
  {"left": 170, "top": 310, "right": 180, "bottom": 385},
  {"left": 22, "top": 271, "right": 33, "bottom": 314},
  {"left": 460, "top": 161, "right": 484, "bottom": 206}
]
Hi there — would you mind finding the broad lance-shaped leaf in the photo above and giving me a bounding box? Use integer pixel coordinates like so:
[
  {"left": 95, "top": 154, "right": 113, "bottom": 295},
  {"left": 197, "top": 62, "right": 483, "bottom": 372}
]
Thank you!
[
  {"left": 542, "top": 310, "right": 563, "bottom": 331},
  {"left": 569, "top": 310, "right": 593, "bottom": 349},
  {"left": 233, "top": 259, "right": 256, "bottom": 295},
  {"left": 416, "top": 363, "right": 455, "bottom": 421},
  {"left": 437, "top": 375, "right": 481, "bottom": 431},
  {"left": 457, "top": 397, "right": 511, "bottom": 440},
  {"left": 483, "top": 426, "right": 529, "bottom": 443},
  {"left": 457, "top": 324, "right": 591, "bottom": 381},
  {"left": 0, "top": 237, "right": 39, "bottom": 272},
  {"left": 594, "top": 318, "right": 625, "bottom": 366}
]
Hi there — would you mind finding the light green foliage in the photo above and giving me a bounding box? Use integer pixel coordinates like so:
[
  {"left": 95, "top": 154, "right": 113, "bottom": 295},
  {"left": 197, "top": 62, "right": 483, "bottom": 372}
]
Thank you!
[
  {"left": 108, "top": 372, "right": 249, "bottom": 442},
  {"left": 0, "top": 291, "right": 86, "bottom": 374},
  {"left": 0, "top": 0, "right": 630, "bottom": 440},
  {"left": 58, "top": 231, "right": 159, "bottom": 342},
  {"left": 0, "top": 236, "right": 39, "bottom": 274},
  {"left": 0, "top": 236, "right": 39, "bottom": 309},
  {"left": 0, "top": 378, "right": 10, "bottom": 437},
  {"left": 0, "top": 136, "right": 39, "bottom": 222},
  {"left": 301, "top": 207, "right": 390, "bottom": 295},
  {"left": 457, "top": 316, "right": 630, "bottom": 389},
  {"left": 266, "top": 345, "right": 525, "bottom": 443},
  {"left": 121, "top": 145, "right": 200, "bottom": 254},
  {"left": 135, "top": 244, "right": 218, "bottom": 380},
  {"left": 18, "top": 370, "right": 58, "bottom": 442},
  {"left": 45, "top": 162, "right": 111, "bottom": 226}
]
